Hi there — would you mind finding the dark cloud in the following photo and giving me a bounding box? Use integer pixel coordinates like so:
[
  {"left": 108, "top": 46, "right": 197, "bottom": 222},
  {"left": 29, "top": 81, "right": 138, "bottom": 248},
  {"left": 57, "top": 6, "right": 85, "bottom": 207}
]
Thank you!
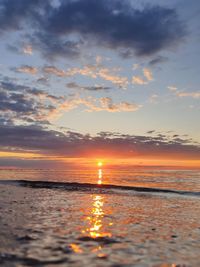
[
  {"left": 0, "top": 0, "right": 48, "bottom": 32},
  {"left": 0, "top": 80, "right": 62, "bottom": 100},
  {"left": 0, "top": 90, "right": 38, "bottom": 113},
  {"left": 31, "top": 32, "right": 82, "bottom": 59},
  {"left": 66, "top": 82, "right": 111, "bottom": 91},
  {"left": 0, "top": 117, "right": 14, "bottom": 126},
  {"left": 148, "top": 56, "right": 168, "bottom": 66},
  {"left": 0, "top": 81, "right": 30, "bottom": 92},
  {"left": 0, "top": 80, "right": 61, "bottom": 125},
  {"left": 36, "top": 77, "right": 49, "bottom": 84},
  {"left": 41, "top": 0, "right": 185, "bottom": 57},
  {"left": 146, "top": 130, "right": 155, "bottom": 134},
  {"left": 1, "top": 0, "right": 186, "bottom": 58},
  {"left": 0, "top": 125, "right": 199, "bottom": 160}
]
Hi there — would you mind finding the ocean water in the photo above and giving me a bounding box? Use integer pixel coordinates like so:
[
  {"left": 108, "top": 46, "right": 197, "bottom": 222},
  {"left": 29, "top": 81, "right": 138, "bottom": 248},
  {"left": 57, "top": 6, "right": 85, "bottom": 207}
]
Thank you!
[
  {"left": 0, "top": 167, "right": 200, "bottom": 192},
  {"left": 0, "top": 167, "right": 200, "bottom": 267}
]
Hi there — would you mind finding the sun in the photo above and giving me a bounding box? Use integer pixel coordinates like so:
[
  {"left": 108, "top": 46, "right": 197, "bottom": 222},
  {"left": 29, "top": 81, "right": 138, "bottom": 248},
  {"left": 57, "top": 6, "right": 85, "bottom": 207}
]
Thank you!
[{"left": 97, "top": 161, "right": 103, "bottom": 167}]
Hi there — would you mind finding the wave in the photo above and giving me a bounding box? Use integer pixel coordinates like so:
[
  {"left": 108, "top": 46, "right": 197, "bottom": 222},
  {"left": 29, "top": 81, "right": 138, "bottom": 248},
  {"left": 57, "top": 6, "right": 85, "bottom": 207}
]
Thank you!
[{"left": 1, "top": 179, "right": 200, "bottom": 197}]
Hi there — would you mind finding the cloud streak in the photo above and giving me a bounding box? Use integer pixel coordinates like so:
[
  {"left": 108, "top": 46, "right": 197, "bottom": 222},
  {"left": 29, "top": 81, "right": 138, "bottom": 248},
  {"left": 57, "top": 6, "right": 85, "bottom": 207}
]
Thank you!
[
  {"left": 132, "top": 76, "right": 147, "bottom": 85},
  {"left": 66, "top": 82, "right": 111, "bottom": 91},
  {"left": 168, "top": 86, "right": 200, "bottom": 99},
  {"left": 176, "top": 91, "right": 200, "bottom": 99}
]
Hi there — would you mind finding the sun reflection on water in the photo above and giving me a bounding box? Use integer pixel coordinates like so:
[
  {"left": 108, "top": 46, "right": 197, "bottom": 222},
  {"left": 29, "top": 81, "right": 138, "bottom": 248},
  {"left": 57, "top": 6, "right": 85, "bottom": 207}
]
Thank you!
[
  {"left": 80, "top": 167, "right": 112, "bottom": 238},
  {"left": 97, "top": 161, "right": 103, "bottom": 185},
  {"left": 98, "top": 169, "right": 102, "bottom": 184},
  {"left": 81, "top": 194, "right": 112, "bottom": 238}
]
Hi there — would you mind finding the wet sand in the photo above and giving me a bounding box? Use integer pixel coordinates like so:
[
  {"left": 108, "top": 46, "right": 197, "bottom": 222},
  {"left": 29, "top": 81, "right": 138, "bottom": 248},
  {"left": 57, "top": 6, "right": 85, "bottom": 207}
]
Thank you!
[{"left": 0, "top": 182, "right": 200, "bottom": 267}]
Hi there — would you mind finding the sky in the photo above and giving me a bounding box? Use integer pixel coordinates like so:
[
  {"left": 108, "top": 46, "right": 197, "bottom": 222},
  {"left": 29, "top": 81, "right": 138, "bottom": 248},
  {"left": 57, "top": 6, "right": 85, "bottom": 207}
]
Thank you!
[{"left": 0, "top": 0, "right": 200, "bottom": 168}]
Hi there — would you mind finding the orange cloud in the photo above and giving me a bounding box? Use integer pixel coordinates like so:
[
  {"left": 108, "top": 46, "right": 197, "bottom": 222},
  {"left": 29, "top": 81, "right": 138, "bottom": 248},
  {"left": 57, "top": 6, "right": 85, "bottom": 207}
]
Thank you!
[
  {"left": 48, "top": 96, "right": 141, "bottom": 119},
  {"left": 143, "top": 68, "right": 153, "bottom": 81},
  {"left": 132, "top": 76, "right": 147, "bottom": 85},
  {"left": 176, "top": 91, "right": 200, "bottom": 99},
  {"left": 17, "top": 65, "right": 38, "bottom": 75},
  {"left": 132, "top": 67, "right": 154, "bottom": 85}
]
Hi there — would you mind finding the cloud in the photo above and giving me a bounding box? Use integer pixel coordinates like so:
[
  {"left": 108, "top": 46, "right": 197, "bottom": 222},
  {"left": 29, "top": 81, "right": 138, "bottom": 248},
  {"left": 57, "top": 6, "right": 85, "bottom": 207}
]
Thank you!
[
  {"left": 148, "top": 56, "right": 168, "bottom": 66},
  {"left": 98, "top": 68, "right": 128, "bottom": 88},
  {"left": 0, "top": 125, "right": 199, "bottom": 161},
  {"left": 42, "top": 0, "right": 185, "bottom": 57},
  {"left": 146, "top": 130, "right": 156, "bottom": 134},
  {"left": 176, "top": 91, "right": 200, "bottom": 99},
  {"left": 0, "top": 77, "right": 141, "bottom": 129},
  {"left": 0, "top": 80, "right": 62, "bottom": 101},
  {"left": 23, "top": 44, "right": 33, "bottom": 55},
  {"left": 143, "top": 68, "right": 153, "bottom": 81},
  {"left": 132, "top": 76, "right": 147, "bottom": 85},
  {"left": 36, "top": 77, "right": 49, "bottom": 84},
  {"left": 15, "top": 65, "right": 38, "bottom": 75},
  {"left": 43, "top": 66, "right": 66, "bottom": 77},
  {"left": 98, "top": 97, "right": 141, "bottom": 112},
  {"left": 66, "top": 65, "right": 98, "bottom": 79},
  {"left": 0, "top": 80, "right": 62, "bottom": 125},
  {"left": 42, "top": 63, "right": 128, "bottom": 89},
  {"left": 0, "top": 0, "right": 47, "bottom": 32},
  {"left": 168, "top": 86, "right": 178, "bottom": 91},
  {"left": 168, "top": 86, "right": 200, "bottom": 99},
  {"left": 132, "top": 68, "right": 154, "bottom": 85},
  {"left": 49, "top": 96, "right": 141, "bottom": 118},
  {"left": 149, "top": 94, "right": 158, "bottom": 103},
  {"left": 66, "top": 82, "right": 111, "bottom": 91},
  {"left": 0, "top": 0, "right": 186, "bottom": 58},
  {"left": 31, "top": 33, "right": 82, "bottom": 59}
]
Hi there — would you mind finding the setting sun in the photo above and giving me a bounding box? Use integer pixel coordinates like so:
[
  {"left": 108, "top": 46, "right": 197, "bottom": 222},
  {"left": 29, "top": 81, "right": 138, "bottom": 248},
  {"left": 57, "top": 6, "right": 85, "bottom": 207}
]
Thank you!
[{"left": 97, "top": 162, "right": 103, "bottom": 167}]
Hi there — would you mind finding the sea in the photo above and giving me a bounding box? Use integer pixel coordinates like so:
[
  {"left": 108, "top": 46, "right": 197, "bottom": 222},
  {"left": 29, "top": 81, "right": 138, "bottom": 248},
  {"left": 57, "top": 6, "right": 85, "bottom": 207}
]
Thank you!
[{"left": 0, "top": 167, "right": 200, "bottom": 267}]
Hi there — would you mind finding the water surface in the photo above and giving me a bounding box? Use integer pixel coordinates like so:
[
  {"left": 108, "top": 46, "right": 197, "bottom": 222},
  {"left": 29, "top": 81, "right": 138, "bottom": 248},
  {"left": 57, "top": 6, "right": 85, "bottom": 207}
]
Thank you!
[{"left": 0, "top": 167, "right": 200, "bottom": 266}]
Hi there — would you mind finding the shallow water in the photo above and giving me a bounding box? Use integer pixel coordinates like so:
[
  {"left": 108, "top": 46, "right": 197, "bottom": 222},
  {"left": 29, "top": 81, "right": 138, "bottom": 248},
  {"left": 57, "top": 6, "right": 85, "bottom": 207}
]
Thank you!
[{"left": 0, "top": 168, "right": 200, "bottom": 266}]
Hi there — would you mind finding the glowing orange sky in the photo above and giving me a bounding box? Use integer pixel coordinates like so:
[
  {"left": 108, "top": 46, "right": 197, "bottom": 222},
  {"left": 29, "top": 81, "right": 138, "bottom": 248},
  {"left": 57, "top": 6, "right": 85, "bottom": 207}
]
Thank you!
[{"left": 0, "top": 150, "right": 199, "bottom": 169}]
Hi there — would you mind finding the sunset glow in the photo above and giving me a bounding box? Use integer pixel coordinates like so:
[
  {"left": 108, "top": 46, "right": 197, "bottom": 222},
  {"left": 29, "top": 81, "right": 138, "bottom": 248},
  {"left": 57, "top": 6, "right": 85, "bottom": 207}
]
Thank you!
[{"left": 0, "top": 0, "right": 199, "bottom": 168}]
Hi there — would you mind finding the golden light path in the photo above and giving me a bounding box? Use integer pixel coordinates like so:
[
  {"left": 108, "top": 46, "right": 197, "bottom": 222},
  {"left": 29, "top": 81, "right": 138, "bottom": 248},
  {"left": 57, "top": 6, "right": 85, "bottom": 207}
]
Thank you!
[
  {"left": 81, "top": 194, "right": 112, "bottom": 239},
  {"left": 80, "top": 162, "right": 112, "bottom": 239},
  {"left": 97, "top": 161, "right": 103, "bottom": 185},
  {"left": 69, "top": 163, "right": 114, "bottom": 256},
  {"left": 98, "top": 169, "right": 102, "bottom": 185}
]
